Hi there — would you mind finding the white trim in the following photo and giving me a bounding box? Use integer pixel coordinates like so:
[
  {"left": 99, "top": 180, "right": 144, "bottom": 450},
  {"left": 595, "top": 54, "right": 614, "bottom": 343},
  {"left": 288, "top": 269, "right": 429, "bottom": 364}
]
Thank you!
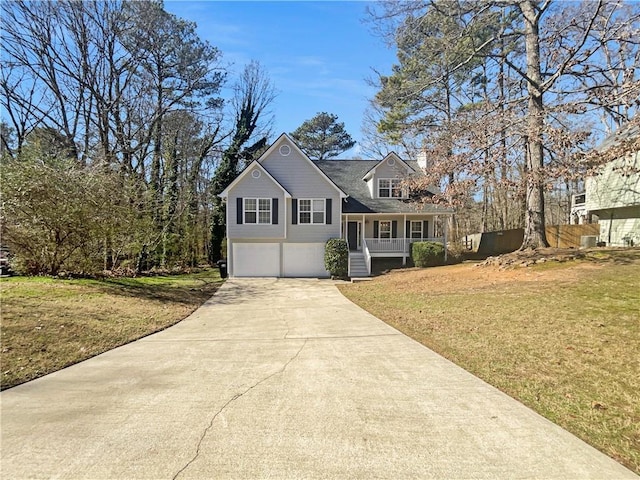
[
  {"left": 218, "top": 161, "right": 291, "bottom": 199},
  {"left": 410, "top": 220, "right": 423, "bottom": 239},
  {"left": 362, "top": 152, "right": 415, "bottom": 181},
  {"left": 244, "top": 198, "right": 272, "bottom": 225},
  {"left": 378, "top": 220, "right": 392, "bottom": 239},
  {"left": 258, "top": 134, "right": 348, "bottom": 198},
  {"left": 377, "top": 178, "right": 404, "bottom": 198},
  {"left": 298, "top": 198, "right": 326, "bottom": 225}
]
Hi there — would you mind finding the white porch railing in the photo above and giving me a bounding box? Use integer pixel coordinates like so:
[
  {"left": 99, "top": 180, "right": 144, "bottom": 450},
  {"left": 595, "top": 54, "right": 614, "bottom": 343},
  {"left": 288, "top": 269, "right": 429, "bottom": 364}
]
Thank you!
[
  {"left": 365, "top": 237, "right": 444, "bottom": 253},
  {"left": 362, "top": 237, "right": 372, "bottom": 276}
]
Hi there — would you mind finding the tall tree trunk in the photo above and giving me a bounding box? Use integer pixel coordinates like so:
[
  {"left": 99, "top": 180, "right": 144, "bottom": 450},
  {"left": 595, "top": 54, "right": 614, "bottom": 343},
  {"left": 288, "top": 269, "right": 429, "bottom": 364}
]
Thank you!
[
  {"left": 498, "top": 36, "right": 508, "bottom": 231},
  {"left": 162, "top": 132, "right": 180, "bottom": 266},
  {"left": 520, "top": 0, "right": 549, "bottom": 249}
]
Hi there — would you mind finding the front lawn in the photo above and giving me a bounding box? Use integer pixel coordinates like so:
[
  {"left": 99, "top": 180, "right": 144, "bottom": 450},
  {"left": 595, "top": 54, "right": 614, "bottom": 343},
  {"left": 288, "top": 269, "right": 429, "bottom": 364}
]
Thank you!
[
  {"left": 339, "top": 248, "right": 640, "bottom": 474},
  {"left": 0, "top": 270, "right": 223, "bottom": 390}
]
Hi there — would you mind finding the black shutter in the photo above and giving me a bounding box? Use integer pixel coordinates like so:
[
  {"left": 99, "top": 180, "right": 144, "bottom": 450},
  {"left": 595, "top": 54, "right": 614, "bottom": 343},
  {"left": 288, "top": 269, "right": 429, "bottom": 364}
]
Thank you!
[
  {"left": 236, "top": 197, "right": 243, "bottom": 224},
  {"left": 423, "top": 220, "right": 429, "bottom": 239},
  {"left": 392, "top": 220, "right": 398, "bottom": 238},
  {"left": 373, "top": 220, "right": 379, "bottom": 238},
  {"left": 272, "top": 198, "right": 278, "bottom": 224},
  {"left": 292, "top": 199, "right": 298, "bottom": 224},
  {"left": 406, "top": 220, "right": 410, "bottom": 239},
  {"left": 325, "top": 198, "right": 332, "bottom": 224}
]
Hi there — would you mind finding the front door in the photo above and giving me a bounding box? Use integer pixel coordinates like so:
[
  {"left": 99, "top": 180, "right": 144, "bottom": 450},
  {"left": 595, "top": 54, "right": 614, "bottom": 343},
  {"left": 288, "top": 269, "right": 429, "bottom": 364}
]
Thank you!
[{"left": 347, "top": 221, "right": 361, "bottom": 251}]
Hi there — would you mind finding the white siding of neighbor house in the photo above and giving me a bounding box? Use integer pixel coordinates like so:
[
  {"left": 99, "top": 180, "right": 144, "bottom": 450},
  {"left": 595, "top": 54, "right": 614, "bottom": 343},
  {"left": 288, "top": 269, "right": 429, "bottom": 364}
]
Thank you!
[
  {"left": 226, "top": 164, "right": 286, "bottom": 239},
  {"left": 596, "top": 206, "right": 640, "bottom": 247},
  {"left": 586, "top": 151, "right": 640, "bottom": 212},
  {"left": 261, "top": 138, "right": 341, "bottom": 243},
  {"left": 585, "top": 151, "right": 640, "bottom": 247}
]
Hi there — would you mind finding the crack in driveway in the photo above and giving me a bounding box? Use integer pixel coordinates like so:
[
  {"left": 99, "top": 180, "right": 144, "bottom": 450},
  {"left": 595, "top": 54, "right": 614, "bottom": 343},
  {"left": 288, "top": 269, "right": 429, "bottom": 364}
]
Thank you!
[{"left": 172, "top": 339, "right": 308, "bottom": 480}]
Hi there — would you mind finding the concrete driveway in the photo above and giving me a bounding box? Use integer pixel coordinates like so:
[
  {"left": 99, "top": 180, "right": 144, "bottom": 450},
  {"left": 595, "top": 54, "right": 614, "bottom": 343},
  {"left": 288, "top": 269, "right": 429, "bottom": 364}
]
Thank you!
[{"left": 1, "top": 278, "right": 637, "bottom": 479}]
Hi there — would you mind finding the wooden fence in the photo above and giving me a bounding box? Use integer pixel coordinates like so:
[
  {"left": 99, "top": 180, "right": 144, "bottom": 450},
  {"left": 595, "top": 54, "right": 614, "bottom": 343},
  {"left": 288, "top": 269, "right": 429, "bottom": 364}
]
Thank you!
[
  {"left": 474, "top": 223, "right": 601, "bottom": 255},
  {"left": 544, "top": 224, "right": 600, "bottom": 248}
]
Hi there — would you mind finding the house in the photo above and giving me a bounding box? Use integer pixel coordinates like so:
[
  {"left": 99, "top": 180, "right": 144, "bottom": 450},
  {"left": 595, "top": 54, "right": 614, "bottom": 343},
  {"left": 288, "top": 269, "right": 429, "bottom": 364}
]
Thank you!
[
  {"left": 219, "top": 133, "right": 453, "bottom": 278},
  {"left": 584, "top": 122, "right": 640, "bottom": 247}
]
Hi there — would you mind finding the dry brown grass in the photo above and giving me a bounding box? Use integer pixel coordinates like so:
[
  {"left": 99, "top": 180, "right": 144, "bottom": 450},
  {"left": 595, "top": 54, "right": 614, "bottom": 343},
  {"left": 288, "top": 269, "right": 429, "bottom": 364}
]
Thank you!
[
  {"left": 340, "top": 248, "right": 640, "bottom": 474},
  {"left": 0, "top": 271, "right": 223, "bottom": 390}
]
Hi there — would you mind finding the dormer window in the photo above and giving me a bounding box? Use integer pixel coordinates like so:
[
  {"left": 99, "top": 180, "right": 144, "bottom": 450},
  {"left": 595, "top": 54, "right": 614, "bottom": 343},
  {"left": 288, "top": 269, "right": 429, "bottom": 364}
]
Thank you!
[{"left": 378, "top": 178, "right": 403, "bottom": 198}]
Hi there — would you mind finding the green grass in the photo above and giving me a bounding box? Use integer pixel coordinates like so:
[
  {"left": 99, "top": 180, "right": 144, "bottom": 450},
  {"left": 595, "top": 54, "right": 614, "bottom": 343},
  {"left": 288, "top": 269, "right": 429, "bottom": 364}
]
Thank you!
[
  {"left": 339, "top": 249, "right": 640, "bottom": 474},
  {"left": 0, "top": 270, "right": 223, "bottom": 390}
]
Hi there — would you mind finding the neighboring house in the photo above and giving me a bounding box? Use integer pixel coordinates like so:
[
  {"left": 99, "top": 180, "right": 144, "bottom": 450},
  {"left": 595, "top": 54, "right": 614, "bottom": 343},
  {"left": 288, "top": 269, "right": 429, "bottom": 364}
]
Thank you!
[
  {"left": 584, "top": 122, "right": 640, "bottom": 247},
  {"left": 219, "top": 133, "right": 453, "bottom": 277},
  {"left": 569, "top": 192, "right": 587, "bottom": 225}
]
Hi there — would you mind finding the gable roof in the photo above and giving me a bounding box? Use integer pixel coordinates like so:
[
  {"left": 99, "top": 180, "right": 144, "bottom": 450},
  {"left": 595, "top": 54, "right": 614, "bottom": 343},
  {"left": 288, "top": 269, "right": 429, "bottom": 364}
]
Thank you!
[
  {"left": 218, "top": 160, "right": 292, "bottom": 199},
  {"left": 258, "top": 133, "right": 348, "bottom": 198},
  {"left": 597, "top": 119, "right": 639, "bottom": 153},
  {"left": 316, "top": 160, "right": 453, "bottom": 215},
  {"left": 361, "top": 152, "right": 415, "bottom": 181}
]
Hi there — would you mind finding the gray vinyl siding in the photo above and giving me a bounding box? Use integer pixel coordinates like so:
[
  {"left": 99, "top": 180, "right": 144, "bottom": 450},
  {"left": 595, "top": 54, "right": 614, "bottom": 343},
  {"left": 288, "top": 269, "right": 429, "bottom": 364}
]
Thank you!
[
  {"left": 227, "top": 165, "right": 285, "bottom": 239},
  {"left": 262, "top": 141, "right": 338, "bottom": 197},
  {"left": 262, "top": 140, "right": 341, "bottom": 242},
  {"left": 286, "top": 198, "right": 341, "bottom": 242},
  {"left": 374, "top": 160, "right": 411, "bottom": 180},
  {"left": 359, "top": 215, "right": 435, "bottom": 238},
  {"left": 366, "top": 159, "right": 413, "bottom": 198}
]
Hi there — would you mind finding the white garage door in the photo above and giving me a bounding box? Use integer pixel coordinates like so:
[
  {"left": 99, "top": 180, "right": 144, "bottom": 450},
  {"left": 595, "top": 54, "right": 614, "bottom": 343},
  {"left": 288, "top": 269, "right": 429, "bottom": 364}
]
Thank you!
[
  {"left": 232, "top": 243, "right": 280, "bottom": 277},
  {"left": 283, "top": 243, "right": 329, "bottom": 277}
]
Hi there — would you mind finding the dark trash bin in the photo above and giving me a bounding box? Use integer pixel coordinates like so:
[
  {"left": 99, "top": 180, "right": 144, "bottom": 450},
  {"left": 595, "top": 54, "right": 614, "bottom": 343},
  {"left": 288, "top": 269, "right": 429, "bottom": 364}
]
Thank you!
[{"left": 216, "top": 259, "right": 228, "bottom": 278}]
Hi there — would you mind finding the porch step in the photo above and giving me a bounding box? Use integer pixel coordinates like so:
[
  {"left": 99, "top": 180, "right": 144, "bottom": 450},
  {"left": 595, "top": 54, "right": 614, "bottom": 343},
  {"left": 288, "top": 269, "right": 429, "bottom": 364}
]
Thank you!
[{"left": 349, "top": 253, "right": 369, "bottom": 278}]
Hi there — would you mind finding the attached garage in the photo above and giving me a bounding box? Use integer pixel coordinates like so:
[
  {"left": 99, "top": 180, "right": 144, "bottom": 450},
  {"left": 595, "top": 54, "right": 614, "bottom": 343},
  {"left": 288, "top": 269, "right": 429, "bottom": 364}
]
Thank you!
[
  {"left": 230, "top": 242, "right": 329, "bottom": 277},
  {"left": 231, "top": 243, "right": 280, "bottom": 277},
  {"left": 283, "top": 243, "right": 329, "bottom": 277}
]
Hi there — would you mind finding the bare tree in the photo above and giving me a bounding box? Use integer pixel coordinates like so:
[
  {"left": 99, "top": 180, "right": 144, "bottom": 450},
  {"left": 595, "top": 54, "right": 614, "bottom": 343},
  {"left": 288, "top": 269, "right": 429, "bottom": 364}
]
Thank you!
[
  {"left": 367, "top": 0, "right": 640, "bottom": 249},
  {"left": 210, "top": 61, "right": 277, "bottom": 262}
]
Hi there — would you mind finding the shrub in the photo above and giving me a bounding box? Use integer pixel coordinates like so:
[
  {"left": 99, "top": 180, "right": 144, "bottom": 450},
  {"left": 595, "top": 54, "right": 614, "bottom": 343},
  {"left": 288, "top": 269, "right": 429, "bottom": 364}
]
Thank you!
[
  {"left": 411, "top": 241, "right": 445, "bottom": 267},
  {"left": 324, "top": 238, "right": 348, "bottom": 277}
]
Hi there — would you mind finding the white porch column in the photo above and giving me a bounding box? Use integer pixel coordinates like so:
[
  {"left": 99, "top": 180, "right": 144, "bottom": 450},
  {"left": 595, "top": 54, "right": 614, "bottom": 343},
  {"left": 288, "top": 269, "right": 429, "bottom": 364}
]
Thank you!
[
  {"left": 344, "top": 215, "right": 348, "bottom": 241},
  {"left": 403, "top": 214, "right": 407, "bottom": 265},
  {"left": 443, "top": 216, "right": 448, "bottom": 262}
]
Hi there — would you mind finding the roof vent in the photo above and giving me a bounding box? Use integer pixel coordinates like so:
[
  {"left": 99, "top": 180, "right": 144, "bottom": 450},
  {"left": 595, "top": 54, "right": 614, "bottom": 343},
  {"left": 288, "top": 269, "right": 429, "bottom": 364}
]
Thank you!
[{"left": 279, "top": 145, "right": 291, "bottom": 156}]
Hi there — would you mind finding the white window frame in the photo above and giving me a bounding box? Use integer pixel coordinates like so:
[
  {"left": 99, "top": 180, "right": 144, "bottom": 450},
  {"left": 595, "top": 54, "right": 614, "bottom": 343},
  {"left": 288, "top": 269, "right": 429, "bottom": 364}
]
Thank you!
[
  {"left": 244, "top": 198, "right": 271, "bottom": 225},
  {"left": 378, "top": 220, "right": 392, "bottom": 239},
  {"left": 410, "top": 221, "right": 423, "bottom": 240},
  {"left": 298, "top": 198, "right": 325, "bottom": 225},
  {"left": 378, "top": 178, "right": 403, "bottom": 198}
]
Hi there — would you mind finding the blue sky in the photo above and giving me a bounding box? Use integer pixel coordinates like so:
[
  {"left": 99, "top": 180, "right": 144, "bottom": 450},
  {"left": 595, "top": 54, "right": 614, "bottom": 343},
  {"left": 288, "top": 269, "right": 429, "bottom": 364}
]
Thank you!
[{"left": 164, "top": 1, "right": 396, "bottom": 158}]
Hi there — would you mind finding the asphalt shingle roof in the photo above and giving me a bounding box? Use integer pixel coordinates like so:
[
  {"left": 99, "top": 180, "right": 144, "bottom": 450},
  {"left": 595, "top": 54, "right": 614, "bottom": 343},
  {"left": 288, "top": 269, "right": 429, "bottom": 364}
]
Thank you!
[
  {"left": 597, "top": 120, "right": 639, "bottom": 152},
  {"left": 315, "top": 160, "right": 453, "bottom": 214}
]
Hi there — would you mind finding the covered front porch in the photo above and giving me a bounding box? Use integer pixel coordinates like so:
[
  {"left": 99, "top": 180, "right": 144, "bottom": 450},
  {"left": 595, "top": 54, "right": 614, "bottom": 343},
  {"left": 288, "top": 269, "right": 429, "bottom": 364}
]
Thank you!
[{"left": 343, "top": 214, "right": 447, "bottom": 277}]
